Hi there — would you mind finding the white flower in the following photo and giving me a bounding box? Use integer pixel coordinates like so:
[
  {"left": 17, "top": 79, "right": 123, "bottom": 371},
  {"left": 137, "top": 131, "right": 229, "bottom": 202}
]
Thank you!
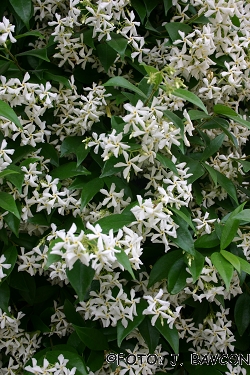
[
  {"left": 0, "top": 16, "right": 16, "bottom": 45},
  {"left": 0, "top": 254, "right": 11, "bottom": 280}
]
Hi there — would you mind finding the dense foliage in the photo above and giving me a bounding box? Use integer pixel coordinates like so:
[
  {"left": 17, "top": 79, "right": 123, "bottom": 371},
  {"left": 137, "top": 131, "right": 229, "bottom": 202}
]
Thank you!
[{"left": 1, "top": 0, "right": 250, "bottom": 374}]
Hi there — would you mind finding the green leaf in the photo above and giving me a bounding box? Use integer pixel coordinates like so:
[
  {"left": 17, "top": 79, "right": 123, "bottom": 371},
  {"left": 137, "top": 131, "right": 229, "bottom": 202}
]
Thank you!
[
  {"left": 44, "top": 238, "right": 63, "bottom": 271},
  {"left": 148, "top": 250, "right": 183, "bottom": 288},
  {"left": 115, "top": 248, "right": 135, "bottom": 280},
  {"left": 64, "top": 299, "right": 85, "bottom": 327},
  {"left": 0, "top": 168, "right": 19, "bottom": 179},
  {"left": 155, "top": 319, "right": 179, "bottom": 354},
  {"left": 163, "top": 109, "right": 184, "bottom": 136},
  {"left": 167, "top": 258, "right": 189, "bottom": 294},
  {"left": 39, "top": 143, "right": 59, "bottom": 167},
  {"left": 216, "top": 170, "right": 238, "bottom": 204},
  {"left": 131, "top": 0, "right": 146, "bottom": 23},
  {"left": 221, "top": 250, "right": 241, "bottom": 274},
  {"left": 100, "top": 155, "right": 124, "bottom": 178},
  {"left": 188, "top": 110, "right": 211, "bottom": 120},
  {"left": 182, "top": 157, "right": 204, "bottom": 184},
  {"left": 15, "top": 30, "right": 44, "bottom": 39},
  {"left": 234, "top": 293, "right": 250, "bottom": 336},
  {"left": 95, "top": 212, "right": 135, "bottom": 234},
  {"left": 194, "top": 231, "right": 220, "bottom": 248},
  {"left": 156, "top": 153, "right": 178, "bottom": 175},
  {"left": 0, "top": 100, "right": 22, "bottom": 129},
  {"left": 61, "top": 136, "right": 89, "bottom": 166},
  {"left": 234, "top": 209, "right": 250, "bottom": 223},
  {"left": 16, "top": 48, "right": 50, "bottom": 62},
  {"left": 165, "top": 22, "right": 192, "bottom": 43},
  {"left": 9, "top": 0, "right": 32, "bottom": 29},
  {"left": 213, "top": 104, "right": 250, "bottom": 129},
  {"left": 171, "top": 217, "right": 195, "bottom": 256},
  {"left": 211, "top": 252, "right": 234, "bottom": 290},
  {"left": 192, "top": 367, "right": 222, "bottom": 375},
  {"left": 202, "top": 163, "right": 217, "bottom": 185},
  {"left": 0, "top": 192, "right": 20, "bottom": 219},
  {"left": 0, "top": 282, "right": 10, "bottom": 313},
  {"left": 238, "top": 257, "right": 250, "bottom": 275},
  {"left": 80, "top": 178, "right": 104, "bottom": 209},
  {"left": 201, "top": 133, "right": 225, "bottom": 161},
  {"left": 237, "top": 160, "right": 250, "bottom": 173},
  {"left": 4, "top": 212, "right": 20, "bottom": 237},
  {"left": 172, "top": 88, "right": 208, "bottom": 114},
  {"left": 97, "top": 43, "right": 117, "bottom": 73},
  {"left": 220, "top": 202, "right": 245, "bottom": 250},
  {"left": 46, "top": 350, "right": 88, "bottom": 375},
  {"left": 170, "top": 206, "right": 196, "bottom": 232},
  {"left": 66, "top": 260, "right": 95, "bottom": 301},
  {"left": 44, "top": 72, "right": 71, "bottom": 89},
  {"left": 73, "top": 325, "right": 109, "bottom": 350},
  {"left": 103, "top": 77, "right": 147, "bottom": 99},
  {"left": 117, "top": 298, "right": 147, "bottom": 347},
  {"left": 187, "top": 250, "right": 205, "bottom": 283},
  {"left": 107, "top": 33, "right": 128, "bottom": 58},
  {"left": 51, "top": 162, "right": 90, "bottom": 179},
  {"left": 138, "top": 317, "right": 160, "bottom": 353}
]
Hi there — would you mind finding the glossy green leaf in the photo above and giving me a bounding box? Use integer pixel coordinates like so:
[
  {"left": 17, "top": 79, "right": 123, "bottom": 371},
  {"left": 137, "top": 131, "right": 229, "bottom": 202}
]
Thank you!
[
  {"left": 172, "top": 88, "right": 208, "bottom": 114},
  {"left": 234, "top": 209, "right": 250, "bottom": 223},
  {"left": 103, "top": 77, "right": 147, "bottom": 99},
  {"left": 201, "top": 133, "right": 225, "bottom": 161},
  {"left": 167, "top": 257, "right": 189, "bottom": 294},
  {"left": 51, "top": 162, "right": 90, "bottom": 179},
  {"left": 165, "top": 22, "right": 192, "bottom": 42},
  {"left": 100, "top": 155, "right": 124, "bottom": 178},
  {"left": 211, "top": 252, "right": 234, "bottom": 290},
  {"left": 9, "top": 0, "right": 33, "bottom": 29},
  {"left": 44, "top": 72, "right": 71, "bottom": 89},
  {"left": 0, "top": 192, "right": 20, "bottom": 219},
  {"left": 171, "top": 217, "right": 195, "bottom": 256},
  {"left": 4, "top": 212, "right": 20, "bottom": 238},
  {"left": 94, "top": 212, "right": 135, "bottom": 234},
  {"left": 156, "top": 153, "right": 178, "bottom": 175},
  {"left": 131, "top": 0, "right": 146, "bottom": 23},
  {"left": 220, "top": 203, "right": 245, "bottom": 250},
  {"left": 148, "top": 250, "right": 183, "bottom": 288},
  {"left": 64, "top": 299, "right": 85, "bottom": 327},
  {"left": 188, "top": 110, "right": 211, "bottom": 120},
  {"left": 155, "top": 319, "right": 179, "bottom": 354},
  {"left": 0, "top": 100, "right": 22, "bottom": 129},
  {"left": 115, "top": 248, "right": 135, "bottom": 280},
  {"left": 97, "top": 43, "right": 117, "bottom": 73},
  {"left": 195, "top": 231, "right": 220, "bottom": 248},
  {"left": 40, "top": 143, "right": 59, "bottom": 167},
  {"left": 238, "top": 257, "right": 250, "bottom": 275},
  {"left": 187, "top": 250, "right": 205, "bottom": 283},
  {"left": 163, "top": 109, "right": 184, "bottom": 136},
  {"left": 170, "top": 206, "right": 196, "bottom": 232},
  {"left": 73, "top": 325, "right": 109, "bottom": 350},
  {"left": 107, "top": 33, "right": 128, "bottom": 58},
  {"left": 213, "top": 104, "right": 250, "bottom": 129},
  {"left": 43, "top": 238, "right": 62, "bottom": 271},
  {"left": 234, "top": 293, "right": 250, "bottom": 336},
  {"left": 202, "top": 162, "right": 217, "bottom": 186},
  {"left": 66, "top": 260, "right": 95, "bottom": 301},
  {"left": 216, "top": 170, "right": 238, "bottom": 204},
  {"left": 221, "top": 250, "right": 241, "bottom": 273},
  {"left": 138, "top": 317, "right": 160, "bottom": 353},
  {"left": 17, "top": 48, "right": 50, "bottom": 62},
  {"left": 117, "top": 298, "right": 147, "bottom": 347},
  {"left": 80, "top": 178, "right": 104, "bottom": 208},
  {"left": 46, "top": 350, "right": 88, "bottom": 375},
  {"left": 0, "top": 168, "right": 19, "bottom": 179}
]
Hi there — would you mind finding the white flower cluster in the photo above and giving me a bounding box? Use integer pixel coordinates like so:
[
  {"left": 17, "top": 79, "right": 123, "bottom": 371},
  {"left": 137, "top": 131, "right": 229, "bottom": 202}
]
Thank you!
[
  {"left": 25, "top": 354, "right": 76, "bottom": 375},
  {"left": 0, "top": 308, "right": 41, "bottom": 366}
]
